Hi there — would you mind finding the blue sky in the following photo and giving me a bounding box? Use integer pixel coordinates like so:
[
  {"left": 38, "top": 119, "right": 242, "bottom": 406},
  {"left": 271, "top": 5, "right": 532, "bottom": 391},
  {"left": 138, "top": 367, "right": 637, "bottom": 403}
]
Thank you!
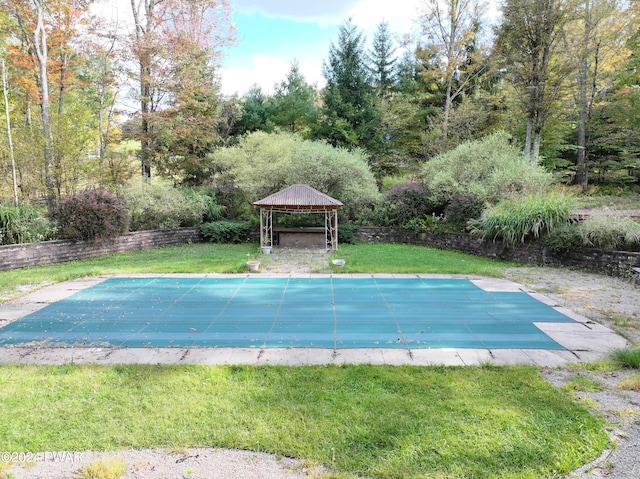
[
  {"left": 221, "top": 0, "right": 425, "bottom": 96},
  {"left": 95, "top": 0, "right": 499, "bottom": 99}
]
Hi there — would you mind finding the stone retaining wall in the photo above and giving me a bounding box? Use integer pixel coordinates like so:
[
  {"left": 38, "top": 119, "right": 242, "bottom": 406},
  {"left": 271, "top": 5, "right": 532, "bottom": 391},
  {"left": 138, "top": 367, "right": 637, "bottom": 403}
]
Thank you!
[
  {"left": 2, "top": 226, "right": 639, "bottom": 283},
  {"left": 356, "top": 227, "right": 640, "bottom": 283},
  {"left": 0, "top": 228, "right": 202, "bottom": 271}
]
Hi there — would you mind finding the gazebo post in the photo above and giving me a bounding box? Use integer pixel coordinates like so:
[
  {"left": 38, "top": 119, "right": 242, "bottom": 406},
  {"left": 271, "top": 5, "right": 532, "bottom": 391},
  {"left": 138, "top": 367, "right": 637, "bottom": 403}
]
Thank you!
[
  {"left": 260, "top": 208, "right": 272, "bottom": 251},
  {"left": 326, "top": 209, "right": 338, "bottom": 251}
]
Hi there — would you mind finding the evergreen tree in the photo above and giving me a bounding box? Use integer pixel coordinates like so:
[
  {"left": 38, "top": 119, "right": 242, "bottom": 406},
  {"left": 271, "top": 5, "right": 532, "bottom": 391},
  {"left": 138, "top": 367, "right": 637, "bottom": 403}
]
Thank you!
[
  {"left": 315, "top": 20, "right": 382, "bottom": 166},
  {"left": 236, "top": 85, "right": 274, "bottom": 134},
  {"left": 149, "top": 42, "right": 222, "bottom": 185},
  {"left": 271, "top": 61, "right": 318, "bottom": 135},
  {"left": 369, "top": 21, "right": 397, "bottom": 97}
]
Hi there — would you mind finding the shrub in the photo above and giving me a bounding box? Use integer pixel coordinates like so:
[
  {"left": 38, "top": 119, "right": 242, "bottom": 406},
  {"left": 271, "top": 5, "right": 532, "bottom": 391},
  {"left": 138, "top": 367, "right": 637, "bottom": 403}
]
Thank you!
[
  {"left": 373, "top": 181, "right": 445, "bottom": 228},
  {"left": 0, "top": 202, "right": 55, "bottom": 245},
  {"left": 403, "top": 215, "right": 443, "bottom": 233},
  {"left": 55, "top": 189, "right": 128, "bottom": 241},
  {"left": 188, "top": 187, "right": 224, "bottom": 223},
  {"left": 545, "top": 223, "right": 583, "bottom": 254},
  {"left": 338, "top": 222, "right": 358, "bottom": 245},
  {"left": 120, "top": 178, "right": 208, "bottom": 231},
  {"left": 201, "top": 220, "right": 252, "bottom": 243},
  {"left": 579, "top": 215, "right": 640, "bottom": 251},
  {"left": 444, "top": 193, "right": 485, "bottom": 227},
  {"left": 468, "top": 191, "right": 575, "bottom": 248},
  {"left": 211, "top": 131, "right": 381, "bottom": 221},
  {"left": 420, "top": 131, "right": 553, "bottom": 205}
]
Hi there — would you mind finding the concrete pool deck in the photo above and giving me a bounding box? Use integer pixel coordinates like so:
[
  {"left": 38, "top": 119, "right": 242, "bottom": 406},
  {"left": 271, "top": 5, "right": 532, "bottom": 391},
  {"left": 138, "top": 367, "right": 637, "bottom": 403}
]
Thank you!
[{"left": 0, "top": 274, "right": 629, "bottom": 367}]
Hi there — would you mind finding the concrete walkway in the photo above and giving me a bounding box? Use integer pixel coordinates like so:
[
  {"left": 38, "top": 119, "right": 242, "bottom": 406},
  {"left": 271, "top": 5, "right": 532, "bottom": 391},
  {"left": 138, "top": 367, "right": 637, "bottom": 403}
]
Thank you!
[{"left": 0, "top": 274, "right": 628, "bottom": 367}]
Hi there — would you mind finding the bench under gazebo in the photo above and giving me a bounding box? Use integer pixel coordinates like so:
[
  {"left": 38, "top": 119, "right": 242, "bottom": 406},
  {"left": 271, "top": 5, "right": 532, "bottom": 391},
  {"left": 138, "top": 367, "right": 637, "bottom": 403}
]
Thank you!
[{"left": 253, "top": 184, "right": 344, "bottom": 252}]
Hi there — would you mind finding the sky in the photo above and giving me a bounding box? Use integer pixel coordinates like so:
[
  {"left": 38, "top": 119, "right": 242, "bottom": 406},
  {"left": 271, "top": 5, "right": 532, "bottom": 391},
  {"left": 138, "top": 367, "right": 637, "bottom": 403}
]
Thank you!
[
  {"left": 220, "top": 0, "right": 426, "bottom": 96},
  {"left": 95, "top": 0, "right": 500, "bottom": 99}
]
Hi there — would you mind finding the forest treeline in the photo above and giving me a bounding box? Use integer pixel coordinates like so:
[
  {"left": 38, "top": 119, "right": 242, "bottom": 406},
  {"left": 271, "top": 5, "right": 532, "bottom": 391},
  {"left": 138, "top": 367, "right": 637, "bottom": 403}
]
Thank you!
[{"left": 1, "top": 0, "right": 640, "bottom": 216}]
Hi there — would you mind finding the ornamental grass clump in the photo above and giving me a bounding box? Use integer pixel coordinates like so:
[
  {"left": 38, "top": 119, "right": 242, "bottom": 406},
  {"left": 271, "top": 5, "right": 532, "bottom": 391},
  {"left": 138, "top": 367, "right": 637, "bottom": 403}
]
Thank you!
[
  {"left": 0, "top": 202, "right": 55, "bottom": 245},
  {"left": 579, "top": 215, "right": 640, "bottom": 251},
  {"left": 469, "top": 191, "right": 575, "bottom": 248},
  {"left": 611, "top": 347, "right": 640, "bottom": 369}
]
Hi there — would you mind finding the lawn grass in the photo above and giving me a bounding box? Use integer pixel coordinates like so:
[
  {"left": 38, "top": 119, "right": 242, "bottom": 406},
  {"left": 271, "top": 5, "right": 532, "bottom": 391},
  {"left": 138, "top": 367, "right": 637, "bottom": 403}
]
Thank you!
[
  {"left": 0, "top": 242, "right": 515, "bottom": 303},
  {"left": 0, "top": 242, "right": 609, "bottom": 478},
  {"left": 0, "top": 243, "right": 257, "bottom": 303},
  {"left": 0, "top": 364, "right": 608, "bottom": 479},
  {"left": 331, "top": 243, "right": 517, "bottom": 276}
]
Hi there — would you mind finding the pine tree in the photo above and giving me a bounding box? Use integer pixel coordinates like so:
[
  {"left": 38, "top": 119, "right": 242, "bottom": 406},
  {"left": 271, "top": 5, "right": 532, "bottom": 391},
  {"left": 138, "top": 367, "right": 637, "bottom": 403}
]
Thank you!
[
  {"left": 369, "top": 21, "right": 397, "bottom": 97},
  {"left": 315, "top": 20, "right": 382, "bottom": 160},
  {"left": 271, "top": 61, "right": 318, "bottom": 135}
]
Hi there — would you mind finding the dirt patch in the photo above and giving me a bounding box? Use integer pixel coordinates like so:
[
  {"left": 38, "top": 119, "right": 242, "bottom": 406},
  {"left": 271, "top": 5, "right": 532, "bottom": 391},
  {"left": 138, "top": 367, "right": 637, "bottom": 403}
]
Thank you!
[
  {"left": 506, "top": 266, "right": 640, "bottom": 344},
  {"left": 258, "top": 248, "right": 335, "bottom": 274},
  {"left": 6, "top": 448, "right": 322, "bottom": 479}
]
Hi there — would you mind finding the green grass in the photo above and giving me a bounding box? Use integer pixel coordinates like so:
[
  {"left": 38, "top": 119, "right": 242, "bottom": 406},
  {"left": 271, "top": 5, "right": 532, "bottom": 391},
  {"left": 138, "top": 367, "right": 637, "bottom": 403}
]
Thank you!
[
  {"left": 0, "top": 364, "right": 608, "bottom": 479},
  {"left": 1, "top": 243, "right": 515, "bottom": 303},
  {"left": 575, "top": 192, "right": 640, "bottom": 210},
  {"left": 330, "top": 243, "right": 517, "bottom": 276},
  {"left": 611, "top": 347, "right": 640, "bottom": 369},
  {"left": 0, "top": 243, "right": 609, "bottom": 477},
  {"left": 0, "top": 243, "right": 257, "bottom": 303},
  {"left": 78, "top": 458, "right": 127, "bottom": 479},
  {"left": 561, "top": 374, "right": 605, "bottom": 393}
]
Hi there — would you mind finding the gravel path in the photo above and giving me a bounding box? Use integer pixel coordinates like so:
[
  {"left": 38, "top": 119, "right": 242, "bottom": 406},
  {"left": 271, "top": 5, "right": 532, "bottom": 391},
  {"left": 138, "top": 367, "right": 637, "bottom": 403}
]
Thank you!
[{"left": 5, "top": 253, "right": 640, "bottom": 479}]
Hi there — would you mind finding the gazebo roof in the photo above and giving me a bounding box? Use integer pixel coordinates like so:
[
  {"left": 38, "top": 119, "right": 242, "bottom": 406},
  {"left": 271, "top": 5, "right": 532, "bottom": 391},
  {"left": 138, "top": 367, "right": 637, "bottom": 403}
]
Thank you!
[{"left": 253, "top": 184, "right": 343, "bottom": 210}]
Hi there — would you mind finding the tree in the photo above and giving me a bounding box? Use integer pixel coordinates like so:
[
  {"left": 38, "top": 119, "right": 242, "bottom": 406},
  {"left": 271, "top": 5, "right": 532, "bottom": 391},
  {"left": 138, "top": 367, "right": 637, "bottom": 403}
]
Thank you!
[
  {"left": 150, "top": 49, "right": 221, "bottom": 184},
  {"left": 128, "top": 0, "right": 233, "bottom": 177},
  {"left": 418, "top": 0, "right": 487, "bottom": 141},
  {"left": 3, "top": 0, "right": 56, "bottom": 211},
  {"left": 369, "top": 21, "right": 397, "bottom": 97},
  {"left": 494, "top": 0, "right": 570, "bottom": 164},
  {"left": 2, "top": 0, "right": 99, "bottom": 208},
  {"left": 315, "top": 20, "right": 382, "bottom": 169},
  {"left": 563, "top": 0, "right": 638, "bottom": 188},
  {"left": 271, "top": 61, "right": 318, "bottom": 135},
  {"left": 236, "top": 85, "right": 274, "bottom": 134}
]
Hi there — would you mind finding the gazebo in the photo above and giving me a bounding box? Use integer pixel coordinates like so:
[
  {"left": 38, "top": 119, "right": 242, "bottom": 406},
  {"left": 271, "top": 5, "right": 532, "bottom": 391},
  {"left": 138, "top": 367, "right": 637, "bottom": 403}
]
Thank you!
[{"left": 253, "top": 184, "right": 344, "bottom": 251}]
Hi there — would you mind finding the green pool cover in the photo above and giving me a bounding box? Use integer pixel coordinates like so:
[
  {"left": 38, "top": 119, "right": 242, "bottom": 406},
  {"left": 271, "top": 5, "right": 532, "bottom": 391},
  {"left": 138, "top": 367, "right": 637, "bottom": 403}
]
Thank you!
[{"left": 0, "top": 277, "right": 575, "bottom": 349}]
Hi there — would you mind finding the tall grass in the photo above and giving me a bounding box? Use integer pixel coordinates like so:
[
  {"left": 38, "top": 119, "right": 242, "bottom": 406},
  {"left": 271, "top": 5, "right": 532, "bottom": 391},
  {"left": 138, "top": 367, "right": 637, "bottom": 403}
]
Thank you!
[
  {"left": 469, "top": 192, "right": 575, "bottom": 248},
  {"left": 580, "top": 215, "right": 640, "bottom": 250},
  {"left": 0, "top": 202, "right": 55, "bottom": 245},
  {"left": 611, "top": 347, "right": 640, "bottom": 369}
]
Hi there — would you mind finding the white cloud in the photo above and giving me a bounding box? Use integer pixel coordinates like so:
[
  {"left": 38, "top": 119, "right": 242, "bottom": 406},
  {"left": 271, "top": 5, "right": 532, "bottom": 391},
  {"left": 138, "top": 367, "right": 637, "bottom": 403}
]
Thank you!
[
  {"left": 220, "top": 55, "right": 325, "bottom": 96},
  {"left": 232, "top": 0, "right": 358, "bottom": 26},
  {"left": 349, "top": 0, "right": 421, "bottom": 32}
]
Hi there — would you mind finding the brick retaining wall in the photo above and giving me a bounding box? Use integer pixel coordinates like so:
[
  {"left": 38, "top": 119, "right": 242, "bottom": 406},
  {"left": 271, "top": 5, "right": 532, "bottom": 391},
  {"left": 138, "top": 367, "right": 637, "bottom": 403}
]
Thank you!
[{"left": 0, "top": 228, "right": 202, "bottom": 271}]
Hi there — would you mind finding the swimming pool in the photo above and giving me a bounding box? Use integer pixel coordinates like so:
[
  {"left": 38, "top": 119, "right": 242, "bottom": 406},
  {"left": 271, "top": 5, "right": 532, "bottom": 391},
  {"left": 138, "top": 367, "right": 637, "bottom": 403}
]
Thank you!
[{"left": 0, "top": 276, "right": 576, "bottom": 350}]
